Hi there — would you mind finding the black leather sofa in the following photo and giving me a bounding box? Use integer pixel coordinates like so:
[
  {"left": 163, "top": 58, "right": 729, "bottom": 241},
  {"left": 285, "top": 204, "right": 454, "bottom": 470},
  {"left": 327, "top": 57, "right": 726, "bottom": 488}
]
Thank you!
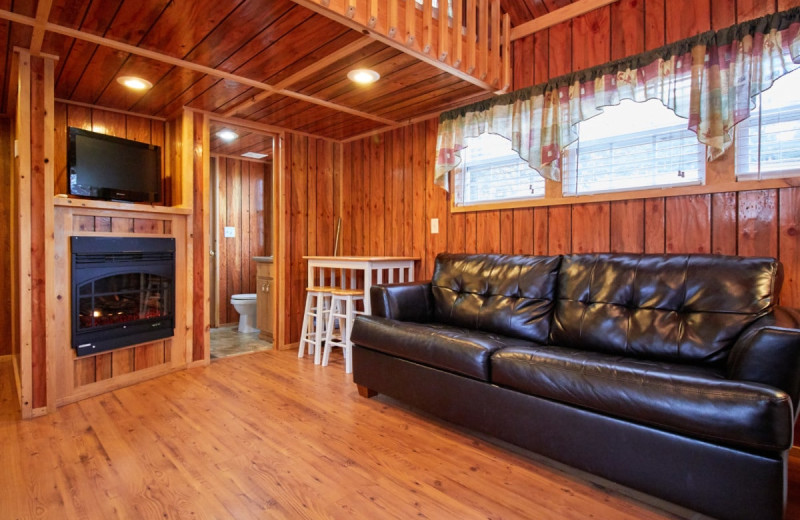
[{"left": 350, "top": 253, "right": 800, "bottom": 520}]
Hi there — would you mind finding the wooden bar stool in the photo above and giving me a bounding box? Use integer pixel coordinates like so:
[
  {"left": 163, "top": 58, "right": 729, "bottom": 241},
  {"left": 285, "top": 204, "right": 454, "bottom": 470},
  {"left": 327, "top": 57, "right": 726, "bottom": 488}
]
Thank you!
[
  {"left": 323, "top": 288, "right": 365, "bottom": 373},
  {"left": 298, "top": 286, "right": 333, "bottom": 364}
]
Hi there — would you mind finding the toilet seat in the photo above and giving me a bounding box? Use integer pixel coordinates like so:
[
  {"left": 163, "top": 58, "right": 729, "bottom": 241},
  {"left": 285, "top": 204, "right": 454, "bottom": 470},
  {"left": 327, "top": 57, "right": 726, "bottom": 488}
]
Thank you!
[{"left": 231, "top": 293, "right": 257, "bottom": 302}]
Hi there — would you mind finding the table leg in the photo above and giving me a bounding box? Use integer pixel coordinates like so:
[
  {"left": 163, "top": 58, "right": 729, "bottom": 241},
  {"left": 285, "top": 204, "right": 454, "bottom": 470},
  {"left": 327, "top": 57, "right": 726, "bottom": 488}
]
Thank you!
[{"left": 364, "top": 267, "right": 372, "bottom": 315}]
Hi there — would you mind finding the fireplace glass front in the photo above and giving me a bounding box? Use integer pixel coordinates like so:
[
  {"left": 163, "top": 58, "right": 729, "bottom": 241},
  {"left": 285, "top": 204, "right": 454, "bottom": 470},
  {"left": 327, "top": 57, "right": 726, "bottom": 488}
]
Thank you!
[{"left": 71, "top": 236, "right": 175, "bottom": 356}]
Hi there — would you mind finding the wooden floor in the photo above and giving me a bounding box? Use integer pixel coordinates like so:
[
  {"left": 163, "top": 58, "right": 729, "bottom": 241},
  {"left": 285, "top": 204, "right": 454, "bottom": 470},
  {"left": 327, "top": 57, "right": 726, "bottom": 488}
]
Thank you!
[{"left": 2, "top": 351, "right": 800, "bottom": 520}]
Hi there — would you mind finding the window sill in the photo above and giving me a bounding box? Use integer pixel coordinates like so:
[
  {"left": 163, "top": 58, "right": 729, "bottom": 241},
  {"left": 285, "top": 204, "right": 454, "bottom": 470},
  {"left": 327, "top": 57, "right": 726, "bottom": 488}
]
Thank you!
[{"left": 450, "top": 177, "right": 800, "bottom": 213}]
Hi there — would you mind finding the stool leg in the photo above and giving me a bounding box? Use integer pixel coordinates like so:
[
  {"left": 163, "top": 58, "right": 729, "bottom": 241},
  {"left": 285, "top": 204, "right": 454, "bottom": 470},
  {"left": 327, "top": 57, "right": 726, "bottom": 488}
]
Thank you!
[
  {"left": 313, "top": 294, "right": 326, "bottom": 365},
  {"left": 344, "top": 296, "right": 354, "bottom": 374},
  {"left": 322, "top": 296, "right": 338, "bottom": 366},
  {"left": 298, "top": 292, "right": 313, "bottom": 358}
]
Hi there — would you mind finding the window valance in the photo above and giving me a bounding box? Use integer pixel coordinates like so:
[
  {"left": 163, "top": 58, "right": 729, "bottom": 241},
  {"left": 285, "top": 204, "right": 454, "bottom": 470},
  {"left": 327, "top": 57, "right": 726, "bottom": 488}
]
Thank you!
[{"left": 435, "top": 7, "right": 800, "bottom": 189}]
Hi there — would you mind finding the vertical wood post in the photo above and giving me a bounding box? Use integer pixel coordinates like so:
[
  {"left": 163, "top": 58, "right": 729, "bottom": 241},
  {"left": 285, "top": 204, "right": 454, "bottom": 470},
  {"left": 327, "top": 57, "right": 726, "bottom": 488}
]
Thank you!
[
  {"left": 15, "top": 48, "right": 32, "bottom": 418},
  {"left": 14, "top": 49, "right": 56, "bottom": 417},
  {"left": 192, "top": 111, "right": 210, "bottom": 363}
]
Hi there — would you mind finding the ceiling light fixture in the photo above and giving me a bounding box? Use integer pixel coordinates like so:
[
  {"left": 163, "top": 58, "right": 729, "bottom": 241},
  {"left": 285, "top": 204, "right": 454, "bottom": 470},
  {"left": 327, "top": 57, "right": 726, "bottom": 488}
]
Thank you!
[
  {"left": 347, "top": 69, "right": 380, "bottom": 85},
  {"left": 117, "top": 76, "right": 153, "bottom": 91},
  {"left": 241, "top": 152, "right": 268, "bottom": 159},
  {"left": 216, "top": 130, "right": 239, "bottom": 141}
]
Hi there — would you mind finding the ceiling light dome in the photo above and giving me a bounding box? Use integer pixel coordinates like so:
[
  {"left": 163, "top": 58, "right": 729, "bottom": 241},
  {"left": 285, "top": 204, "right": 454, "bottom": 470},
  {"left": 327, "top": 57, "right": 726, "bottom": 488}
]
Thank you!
[
  {"left": 347, "top": 69, "right": 380, "bottom": 85},
  {"left": 117, "top": 76, "right": 153, "bottom": 91},
  {"left": 216, "top": 130, "right": 239, "bottom": 141}
]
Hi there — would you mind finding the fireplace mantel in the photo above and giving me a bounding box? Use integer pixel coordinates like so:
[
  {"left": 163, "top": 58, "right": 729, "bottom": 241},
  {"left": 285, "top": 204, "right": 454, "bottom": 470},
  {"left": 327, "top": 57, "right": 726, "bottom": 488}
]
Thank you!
[{"left": 54, "top": 196, "right": 192, "bottom": 215}]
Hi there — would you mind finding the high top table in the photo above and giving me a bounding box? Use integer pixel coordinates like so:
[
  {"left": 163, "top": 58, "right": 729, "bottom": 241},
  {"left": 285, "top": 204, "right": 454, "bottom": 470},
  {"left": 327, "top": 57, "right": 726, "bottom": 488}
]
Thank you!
[{"left": 303, "top": 256, "right": 418, "bottom": 315}]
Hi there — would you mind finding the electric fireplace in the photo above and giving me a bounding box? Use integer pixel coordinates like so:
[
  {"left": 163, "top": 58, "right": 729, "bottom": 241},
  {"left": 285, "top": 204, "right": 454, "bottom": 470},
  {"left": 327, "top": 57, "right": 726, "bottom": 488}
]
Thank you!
[{"left": 71, "top": 236, "right": 175, "bottom": 357}]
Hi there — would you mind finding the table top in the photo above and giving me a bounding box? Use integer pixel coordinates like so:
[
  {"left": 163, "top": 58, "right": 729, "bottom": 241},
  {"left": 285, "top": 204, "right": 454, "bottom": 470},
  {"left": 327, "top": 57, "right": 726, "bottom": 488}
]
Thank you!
[{"left": 304, "top": 256, "right": 418, "bottom": 262}]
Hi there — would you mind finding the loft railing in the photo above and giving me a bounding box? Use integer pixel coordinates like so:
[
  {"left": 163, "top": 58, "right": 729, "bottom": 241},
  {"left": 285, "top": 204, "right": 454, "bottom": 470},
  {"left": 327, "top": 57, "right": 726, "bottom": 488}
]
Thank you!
[{"left": 296, "top": 0, "right": 512, "bottom": 93}]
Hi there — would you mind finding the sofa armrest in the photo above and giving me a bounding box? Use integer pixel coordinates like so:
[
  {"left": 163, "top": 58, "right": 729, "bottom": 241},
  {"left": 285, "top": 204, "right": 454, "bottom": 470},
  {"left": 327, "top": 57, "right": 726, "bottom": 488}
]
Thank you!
[
  {"left": 369, "top": 281, "right": 433, "bottom": 322},
  {"left": 727, "top": 306, "right": 800, "bottom": 416}
]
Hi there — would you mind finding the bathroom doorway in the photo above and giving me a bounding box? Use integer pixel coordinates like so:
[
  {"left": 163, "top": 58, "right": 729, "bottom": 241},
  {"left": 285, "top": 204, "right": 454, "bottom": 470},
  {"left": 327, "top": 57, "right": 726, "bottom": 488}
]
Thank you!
[{"left": 207, "top": 120, "right": 276, "bottom": 359}]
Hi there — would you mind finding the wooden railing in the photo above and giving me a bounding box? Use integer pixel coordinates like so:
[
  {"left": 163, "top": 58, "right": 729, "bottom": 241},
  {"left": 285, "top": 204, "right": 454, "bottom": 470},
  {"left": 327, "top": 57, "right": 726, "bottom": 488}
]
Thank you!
[{"left": 296, "top": 0, "right": 511, "bottom": 93}]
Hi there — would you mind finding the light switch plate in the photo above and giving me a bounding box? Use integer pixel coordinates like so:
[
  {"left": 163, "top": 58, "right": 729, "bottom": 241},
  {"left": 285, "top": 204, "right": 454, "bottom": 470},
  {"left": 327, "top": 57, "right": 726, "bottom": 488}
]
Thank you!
[
  {"left": 224, "top": 226, "right": 236, "bottom": 238},
  {"left": 431, "top": 218, "right": 439, "bottom": 234}
]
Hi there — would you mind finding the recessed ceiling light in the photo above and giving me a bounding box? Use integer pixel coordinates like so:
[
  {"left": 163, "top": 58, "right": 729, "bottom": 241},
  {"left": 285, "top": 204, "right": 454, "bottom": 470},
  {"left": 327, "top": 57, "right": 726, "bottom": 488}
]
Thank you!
[
  {"left": 216, "top": 130, "right": 239, "bottom": 141},
  {"left": 241, "top": 152, "right": 268, "bottom": 159},
  {"left": 347, "top": 69, "right": 380, "bottom": 85},
  {"left": 117, "top": 76, "right": 153, "bottom": 91}
]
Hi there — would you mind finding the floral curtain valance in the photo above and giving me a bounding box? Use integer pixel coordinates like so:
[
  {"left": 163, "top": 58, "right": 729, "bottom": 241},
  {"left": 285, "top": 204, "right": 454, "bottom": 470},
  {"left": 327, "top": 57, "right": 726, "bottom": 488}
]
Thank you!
[{"left": 435, "top": 7, "right": 800, "bottom": 189}]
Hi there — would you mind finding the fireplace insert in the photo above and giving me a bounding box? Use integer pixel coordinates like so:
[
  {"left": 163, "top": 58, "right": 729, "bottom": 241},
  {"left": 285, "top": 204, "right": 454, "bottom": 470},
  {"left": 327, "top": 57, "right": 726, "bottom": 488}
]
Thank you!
[{"left": 71, "top": 236, "right": 175, "bottom": 357}]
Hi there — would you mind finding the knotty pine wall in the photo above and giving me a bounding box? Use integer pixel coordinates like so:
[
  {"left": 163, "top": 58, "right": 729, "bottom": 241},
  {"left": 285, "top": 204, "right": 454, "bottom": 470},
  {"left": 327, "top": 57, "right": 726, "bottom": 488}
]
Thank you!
[
  {"left": 282, "top": 134, "right": 341, "bottom": 345},
  {"left": 212, "top": 156, "right": 270, "bottom": 326},
  {"left": 53, "top": 102, "right": 166, "bottom": 199},
  {"left": 0, "top": 117, "right": 11, "bottom": 356}
]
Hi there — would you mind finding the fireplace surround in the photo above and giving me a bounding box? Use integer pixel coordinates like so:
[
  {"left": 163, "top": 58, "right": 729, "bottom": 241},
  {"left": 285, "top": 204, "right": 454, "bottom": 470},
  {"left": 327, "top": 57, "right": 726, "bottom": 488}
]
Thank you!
[{"left": 71, "top": 236, "right": 175, "bottom": 357}]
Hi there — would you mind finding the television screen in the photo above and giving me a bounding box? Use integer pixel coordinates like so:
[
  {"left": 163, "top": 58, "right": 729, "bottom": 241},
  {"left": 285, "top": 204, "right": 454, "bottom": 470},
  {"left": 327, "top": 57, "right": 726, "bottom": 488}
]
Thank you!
[{"left": 68, "top": 127, "right": 162, "bottom": 203}]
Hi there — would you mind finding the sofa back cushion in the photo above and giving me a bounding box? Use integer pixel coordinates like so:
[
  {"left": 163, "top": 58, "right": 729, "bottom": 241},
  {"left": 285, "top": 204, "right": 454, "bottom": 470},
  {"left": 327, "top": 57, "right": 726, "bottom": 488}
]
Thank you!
[
  {"left": 432, "top": 253, "right": 561, "bottom": 344},
  {"left": 551, "top": 254, "right": 783, "bottom": 365}
]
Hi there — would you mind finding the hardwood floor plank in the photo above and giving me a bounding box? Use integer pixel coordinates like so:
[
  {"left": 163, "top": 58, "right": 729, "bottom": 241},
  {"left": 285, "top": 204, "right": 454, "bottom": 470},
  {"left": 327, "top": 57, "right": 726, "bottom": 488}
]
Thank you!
[{"left": 1, "top": 353, "right": 798, "bottom": 519}]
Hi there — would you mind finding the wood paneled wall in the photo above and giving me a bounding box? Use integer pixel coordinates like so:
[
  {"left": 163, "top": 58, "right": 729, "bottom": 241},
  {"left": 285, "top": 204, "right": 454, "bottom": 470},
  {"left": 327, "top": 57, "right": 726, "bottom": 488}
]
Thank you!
[
  {"left": 339, "top": 122, "right": 437, "bottom": 273},
  {"left": 0, "top": 117, "right": 11, "bottom": 356},
  {"left": 213, "top": 156, "right": 270, "bottom": 326},
  {"left": 281, "top": 134, "right": 341, "bottom": 345},
  {"left": 53, "top": 102, "right": 166, "bottom": 198}
]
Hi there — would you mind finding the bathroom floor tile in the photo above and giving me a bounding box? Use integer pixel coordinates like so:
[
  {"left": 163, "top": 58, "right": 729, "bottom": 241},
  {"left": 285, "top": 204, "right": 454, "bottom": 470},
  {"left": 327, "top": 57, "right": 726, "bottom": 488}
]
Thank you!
[{"left": 210, "top": 326, "right": 273, "bottom": 359}]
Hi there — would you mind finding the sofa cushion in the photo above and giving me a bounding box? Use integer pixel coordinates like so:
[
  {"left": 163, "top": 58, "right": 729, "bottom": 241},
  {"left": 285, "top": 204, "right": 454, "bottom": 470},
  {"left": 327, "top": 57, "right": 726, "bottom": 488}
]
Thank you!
[
  {"left": 351, "top": 315, "right": 536, "bottom": 381},
  {"left": 491, "top": 345, "right": 794, "bottom": 452},
  {"left": 551, "top": 254, "right": 782, "bottom": 365},
  {"left": 431, "top": 253, "right": 561, "bottom": 344}
]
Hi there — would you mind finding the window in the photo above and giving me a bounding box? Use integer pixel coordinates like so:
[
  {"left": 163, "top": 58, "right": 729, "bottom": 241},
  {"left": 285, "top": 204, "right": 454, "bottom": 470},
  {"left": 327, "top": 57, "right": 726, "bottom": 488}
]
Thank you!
[
  {"left": 562, "top": 99, "right": 705, "bottom": 196},
  {"left": 736, "top": 69, "right": 800, "bottom": 180},
  {"left": 454, "top": 133, "right": 545, "bottom": 206}
]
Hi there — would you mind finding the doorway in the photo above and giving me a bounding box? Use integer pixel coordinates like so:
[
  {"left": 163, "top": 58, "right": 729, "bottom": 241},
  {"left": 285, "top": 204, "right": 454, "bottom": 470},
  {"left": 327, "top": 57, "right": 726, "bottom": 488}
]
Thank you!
[{"left": 207, "top": 120, "right": 276, "bottom": 359}]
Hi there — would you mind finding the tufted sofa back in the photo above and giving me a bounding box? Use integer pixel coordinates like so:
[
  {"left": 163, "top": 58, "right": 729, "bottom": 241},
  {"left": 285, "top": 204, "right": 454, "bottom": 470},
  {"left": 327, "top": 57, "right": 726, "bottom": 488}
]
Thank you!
[
  {"left": 551, "top": 254, "right": 783, "bottom": 365},
  {"left": 431, "top": 253, "right": 562, "bottom": 344}
]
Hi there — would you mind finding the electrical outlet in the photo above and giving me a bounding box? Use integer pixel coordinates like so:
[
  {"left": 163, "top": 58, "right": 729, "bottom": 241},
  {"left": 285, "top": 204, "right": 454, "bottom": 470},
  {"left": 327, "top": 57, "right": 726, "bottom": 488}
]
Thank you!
[
  {"left": 431, "top": 218, "right": 439, "bottom": 234},
  {"left": 224, "top": 226, "right": 236, "bottom": 238}
]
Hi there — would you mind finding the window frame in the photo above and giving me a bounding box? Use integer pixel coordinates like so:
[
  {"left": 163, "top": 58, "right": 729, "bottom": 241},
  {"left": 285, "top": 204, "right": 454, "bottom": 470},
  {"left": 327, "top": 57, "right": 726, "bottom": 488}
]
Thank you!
[
  {"left": 734, "top": 72, "right": 800, "bottom": 181},
  {"left": 449, "top": 107, "right": 800, "bottom": 214}
]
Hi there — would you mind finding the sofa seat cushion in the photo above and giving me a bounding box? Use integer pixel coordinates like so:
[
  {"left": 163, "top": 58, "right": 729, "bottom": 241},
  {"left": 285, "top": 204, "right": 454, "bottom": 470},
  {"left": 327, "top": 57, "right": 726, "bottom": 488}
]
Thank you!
[
  {"left": 351, "top": 315, "right": 537, "bottom": 381},
  {"left": 491, "top": 346, "right": 794, "bottom": 452}
]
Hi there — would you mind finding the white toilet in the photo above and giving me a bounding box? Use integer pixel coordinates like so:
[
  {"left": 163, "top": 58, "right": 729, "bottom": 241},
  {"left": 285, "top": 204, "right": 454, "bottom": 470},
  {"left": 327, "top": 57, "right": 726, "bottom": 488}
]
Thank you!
[{"left": 230, "top": 294, "right": 259, "bottom": 333}]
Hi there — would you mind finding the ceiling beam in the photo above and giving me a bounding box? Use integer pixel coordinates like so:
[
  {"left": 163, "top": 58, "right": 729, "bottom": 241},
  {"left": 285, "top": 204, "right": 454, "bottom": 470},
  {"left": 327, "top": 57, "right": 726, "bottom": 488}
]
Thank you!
[
  {"left": 0, "top": 9, "right": 397, "bottom": 126},
  {"left": 288, "top": 0, "right": 500, "bottom": 93},
  {"left": 510, "top": 0, "right": 620, "bottom": 41},
  {"left": 29, "top": 0, "right": 54, "bottom": 56},
  {"left": 224, "top": 35, "right": 373, "bottom": 117}
]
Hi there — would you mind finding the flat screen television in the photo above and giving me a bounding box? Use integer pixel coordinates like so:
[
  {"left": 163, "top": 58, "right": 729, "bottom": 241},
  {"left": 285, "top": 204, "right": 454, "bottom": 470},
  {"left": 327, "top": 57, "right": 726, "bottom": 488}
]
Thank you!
[{"left": 67, "top": 127, "right": 162, "bottom": 203}]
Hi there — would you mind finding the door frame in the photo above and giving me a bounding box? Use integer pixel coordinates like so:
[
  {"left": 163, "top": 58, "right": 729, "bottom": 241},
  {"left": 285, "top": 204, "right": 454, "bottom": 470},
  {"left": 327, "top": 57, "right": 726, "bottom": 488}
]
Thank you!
[{"left": 205, "top": 115, "right": 284, "bottom": 347}]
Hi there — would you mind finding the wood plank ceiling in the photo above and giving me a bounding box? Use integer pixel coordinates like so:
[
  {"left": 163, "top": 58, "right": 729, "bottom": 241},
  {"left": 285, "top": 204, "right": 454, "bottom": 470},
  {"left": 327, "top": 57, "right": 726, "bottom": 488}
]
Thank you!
[{"left": 0, "top": 0, "right": 579, "bottom": 141}]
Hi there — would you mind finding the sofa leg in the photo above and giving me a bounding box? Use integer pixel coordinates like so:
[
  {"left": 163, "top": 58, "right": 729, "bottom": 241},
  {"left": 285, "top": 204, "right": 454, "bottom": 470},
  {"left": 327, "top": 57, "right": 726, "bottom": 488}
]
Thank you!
[{"left": 357, "top": 384, "right": 377, "bottom": 398}]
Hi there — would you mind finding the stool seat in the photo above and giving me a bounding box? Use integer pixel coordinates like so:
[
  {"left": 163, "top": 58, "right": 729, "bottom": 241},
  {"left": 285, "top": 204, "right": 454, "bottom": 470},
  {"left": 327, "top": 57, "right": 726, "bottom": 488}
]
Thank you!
[
  {"left": 307, "top": 286, "right": 334, "bottom": 292},
  {"left": 329, "top": 288, "right": 364, "bottom": 296}
]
